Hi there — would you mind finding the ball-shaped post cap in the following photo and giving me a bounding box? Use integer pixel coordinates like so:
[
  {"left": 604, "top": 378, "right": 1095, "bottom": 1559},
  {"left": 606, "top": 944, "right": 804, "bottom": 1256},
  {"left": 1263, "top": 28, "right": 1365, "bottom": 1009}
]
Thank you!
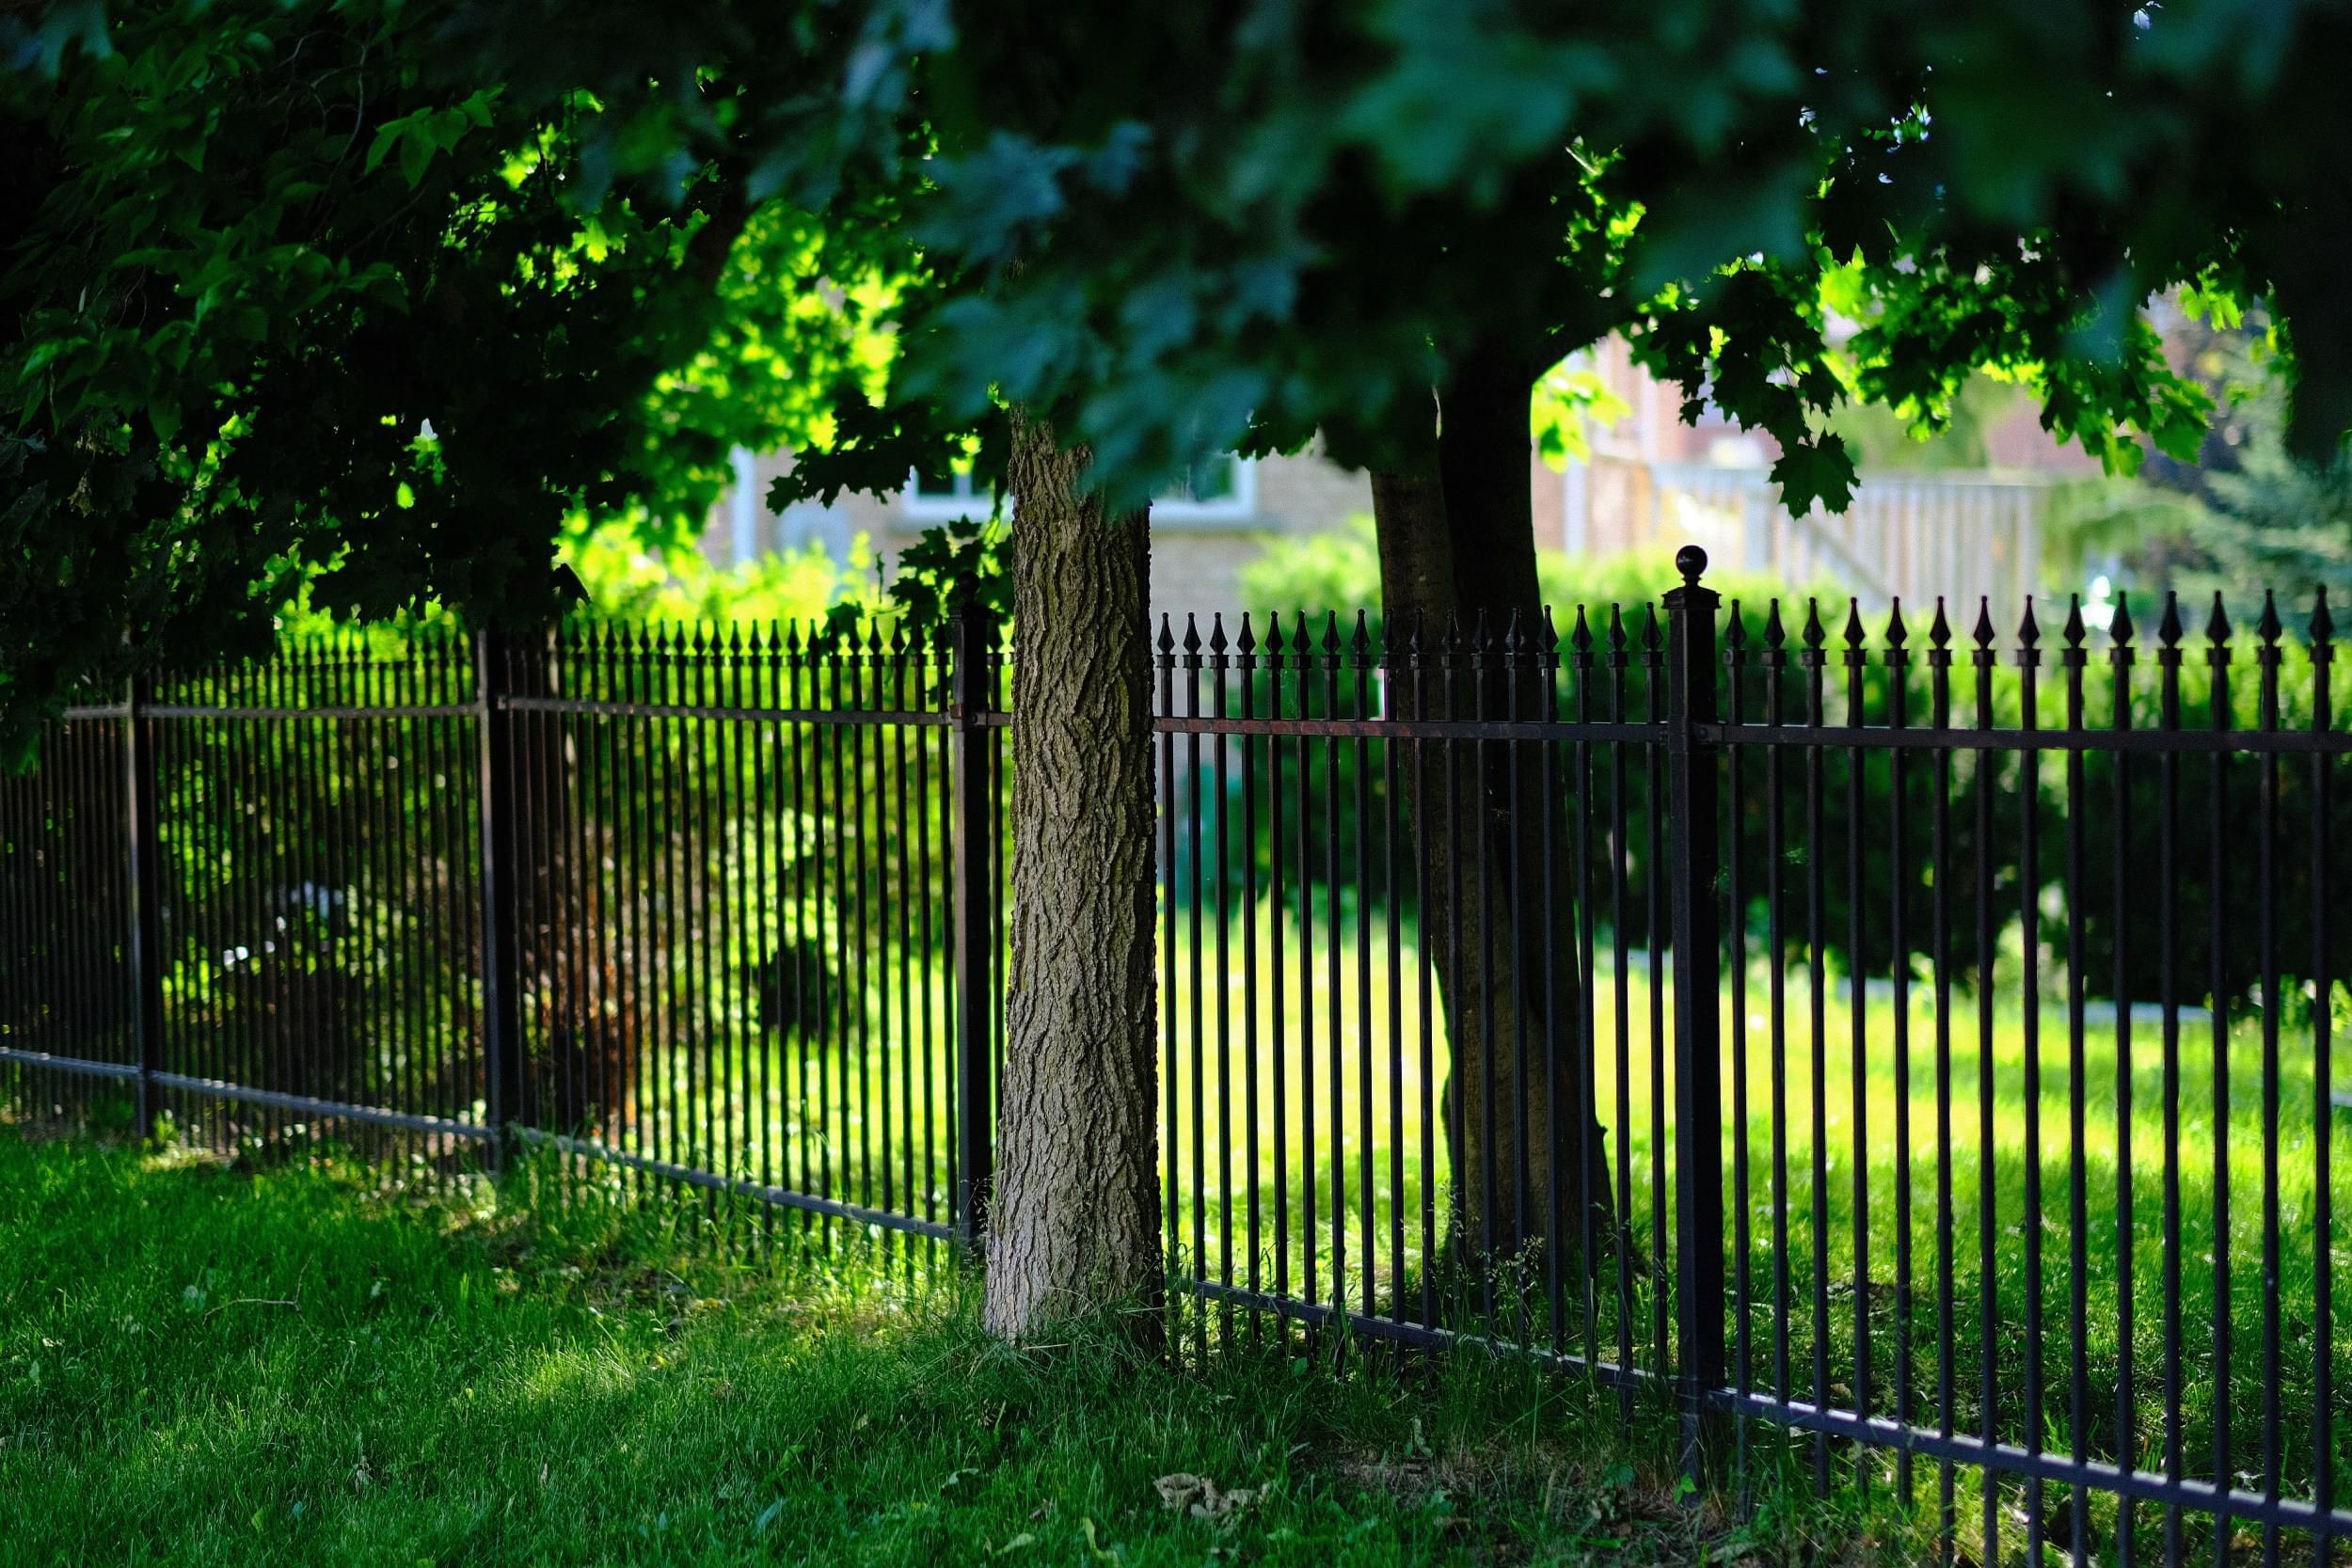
[{"left": 1675, "top": 545, "right": 1708, "bottom": 586}]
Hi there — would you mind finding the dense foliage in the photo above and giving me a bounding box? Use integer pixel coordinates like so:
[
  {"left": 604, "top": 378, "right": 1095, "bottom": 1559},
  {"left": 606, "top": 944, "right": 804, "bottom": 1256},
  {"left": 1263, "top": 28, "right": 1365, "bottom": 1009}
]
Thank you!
[{"left": 8, "top": 0, "right": 2351, "bottom": 731}]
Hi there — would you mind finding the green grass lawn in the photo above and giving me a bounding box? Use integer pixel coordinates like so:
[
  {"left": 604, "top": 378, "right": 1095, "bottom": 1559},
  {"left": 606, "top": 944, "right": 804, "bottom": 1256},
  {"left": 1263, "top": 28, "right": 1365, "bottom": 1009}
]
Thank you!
[
  {"left": 0, "top": 1131, "right": 1908, "bottom": 1568},
  {"left": 1151, "top": 910, "right": 2352, "bottom": 1562},
  {"left": 19, "top": 895, "right": 2345, "bottom": 1564}
]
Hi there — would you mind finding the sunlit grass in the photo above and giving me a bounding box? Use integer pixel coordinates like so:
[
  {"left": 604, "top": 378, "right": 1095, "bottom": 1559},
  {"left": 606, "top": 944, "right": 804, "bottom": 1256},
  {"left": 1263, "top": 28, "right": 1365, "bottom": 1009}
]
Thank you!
[
  {"left": 1152, "top": 898, "right": 2352, "bottom": 1560},
  {"left": 0, "top": 1132, "right": 1879, "bottom": 1567}
]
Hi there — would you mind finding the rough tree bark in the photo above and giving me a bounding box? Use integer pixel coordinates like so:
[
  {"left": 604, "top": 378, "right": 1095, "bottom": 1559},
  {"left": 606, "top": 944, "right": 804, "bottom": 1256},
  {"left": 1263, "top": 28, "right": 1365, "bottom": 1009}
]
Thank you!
[
  {"left": 1371, "top": 341, "right": 1614, "bottom": 1280},
  {"left": 982, "top": 408, "right": 1163, "bottom": 1341}
]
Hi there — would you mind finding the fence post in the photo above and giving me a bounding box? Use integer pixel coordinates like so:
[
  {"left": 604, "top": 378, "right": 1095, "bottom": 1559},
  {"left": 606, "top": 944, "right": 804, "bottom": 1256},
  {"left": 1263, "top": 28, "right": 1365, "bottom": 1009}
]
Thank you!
[
  {"left": 947, "top": 611, "right": 996, "bottom": 1248},
  {"left": 1663, "top": 545, "right": 1729, "bottom": 1486},
  {"left": 124, "top": 674, "right": 165, "bottom": 1136},
  {"left": 474, "top": 628, "right": 525, "bottom": 1168}
]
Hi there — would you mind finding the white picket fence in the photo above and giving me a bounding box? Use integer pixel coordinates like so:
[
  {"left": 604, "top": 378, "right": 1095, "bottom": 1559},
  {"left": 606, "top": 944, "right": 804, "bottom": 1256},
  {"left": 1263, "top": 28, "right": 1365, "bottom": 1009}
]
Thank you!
[{"left": 1571, "top": 456, "right": 2051, "bottom": 612}]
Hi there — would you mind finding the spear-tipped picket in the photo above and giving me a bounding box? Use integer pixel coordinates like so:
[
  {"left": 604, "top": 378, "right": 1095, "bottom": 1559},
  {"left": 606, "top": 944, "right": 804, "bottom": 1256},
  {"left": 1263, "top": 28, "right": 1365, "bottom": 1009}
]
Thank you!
[
  {"left": 2313, "top": 585, "right": 2336, "bottom": 648},
  {"left": 2018, "top": 597, "right": 2042, "bottom": 665},
  {"left": 1209, "top": 612, "right": 1230, "bottom": 662},
  {"left": 1842, "top": 597, "right": 1867, "bottom": 660},
  {"left": 1763, "top": 599, "right": 1788, "bottom": 661},
  {"left": 2204, "top": 590, "right": 2233, "bottom": 653},
  {"left": 1570, "top": 604, "right": 1595, "bottom": 662},
  {"left": 1235, "top": 611, "right": 1257, "bottom": 664},
  {"left": 1971, "top": 596, "right": 1997, "bottom": 659},
  {"left": 2158, "top": 589, "right": 2185, "bottom": 654},
  {"left": 1182, "top": 612, "right": 1202, "bottom": 660},
  {"left": 2253, "top": 591, "right": 2283, "bottom": 730},
  {"left": 1351, "top": 608, "right": 1372, "bottom": 666}
]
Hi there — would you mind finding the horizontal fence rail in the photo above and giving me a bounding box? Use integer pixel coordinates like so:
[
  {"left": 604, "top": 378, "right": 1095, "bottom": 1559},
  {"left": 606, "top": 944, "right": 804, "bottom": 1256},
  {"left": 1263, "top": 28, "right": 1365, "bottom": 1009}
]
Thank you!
[{"left": 3, "top": 547, "right": 2345, "bottom": 1561}]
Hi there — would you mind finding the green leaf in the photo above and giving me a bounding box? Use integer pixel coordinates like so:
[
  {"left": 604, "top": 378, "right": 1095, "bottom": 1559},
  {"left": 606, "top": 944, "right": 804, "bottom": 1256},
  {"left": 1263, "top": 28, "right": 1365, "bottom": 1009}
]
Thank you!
[
  {"left": 398, "top": 132, "right": 435, "bottom": 190},
  {"left": 362, "top": 123, "right": 404, "bottom": 176},
  {"left": 1769, "top": 435, "right": 1856, "bottom": 516}
]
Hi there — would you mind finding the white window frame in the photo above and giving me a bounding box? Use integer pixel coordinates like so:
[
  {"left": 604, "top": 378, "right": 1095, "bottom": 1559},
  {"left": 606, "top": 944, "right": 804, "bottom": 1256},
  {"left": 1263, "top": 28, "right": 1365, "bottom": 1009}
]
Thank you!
[
  {"left": 1150, "top": 453, "right": 1257, "bottom": 522},
  {"left": 899, "top": 467, "right": 995, "bottom": 522},
  {"left": 898, "top": 455, "right": 1257, "bottom": 523}
]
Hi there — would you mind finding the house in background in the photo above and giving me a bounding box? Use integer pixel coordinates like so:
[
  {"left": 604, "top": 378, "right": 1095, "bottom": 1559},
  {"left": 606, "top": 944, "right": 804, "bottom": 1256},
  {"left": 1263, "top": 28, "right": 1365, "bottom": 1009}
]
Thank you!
[{"left": 703, "top": 332, "right": 2111, "bottom": 618}]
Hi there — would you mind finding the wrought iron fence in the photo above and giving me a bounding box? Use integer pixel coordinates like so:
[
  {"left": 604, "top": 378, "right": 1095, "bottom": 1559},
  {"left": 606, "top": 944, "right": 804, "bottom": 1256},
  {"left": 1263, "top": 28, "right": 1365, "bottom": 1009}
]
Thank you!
[{"left": 2, "top": 546, "right": 2346, "bottom": 1561}]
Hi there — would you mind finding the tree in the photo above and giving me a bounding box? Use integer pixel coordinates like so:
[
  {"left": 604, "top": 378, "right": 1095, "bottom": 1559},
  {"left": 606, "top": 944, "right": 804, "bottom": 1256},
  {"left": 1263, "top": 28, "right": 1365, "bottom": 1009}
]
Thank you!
[
  {"left": 984, "top": 413, "right": 1161, "bottom": 1339},
  {"left": 787, "top": 0, "right": 2352, "bottom": 1275},
  {"left": 13, "top": 0, "right": 2352, "bottom": 1323},
  {"left": 0, "top": 0, "right": 916, "bottom": 750}
]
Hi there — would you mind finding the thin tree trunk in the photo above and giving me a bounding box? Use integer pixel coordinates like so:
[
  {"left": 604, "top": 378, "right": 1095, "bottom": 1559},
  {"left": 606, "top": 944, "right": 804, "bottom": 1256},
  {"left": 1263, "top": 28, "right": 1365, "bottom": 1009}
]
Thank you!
[
  {"left": 1371, "top": 345, "right": 1613, "bottom": 1281},
  {"left": 983, "top": 408, "right": 1162, "bottom": 1341}
]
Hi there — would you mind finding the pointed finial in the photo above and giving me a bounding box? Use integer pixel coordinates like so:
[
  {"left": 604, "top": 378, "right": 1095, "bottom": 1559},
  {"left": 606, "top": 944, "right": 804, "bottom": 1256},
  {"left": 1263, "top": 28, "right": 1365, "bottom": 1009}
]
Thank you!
[
  {"left": 1352, "top": 609, "right": 1372, "bottom": 658},
  {"left": 1762, "top": 599, "right": 1787, "bottom": 655},
  {"left": 1929, "top": 596, "right": 1951, "bottom": 650},
  {"left": 1724, "top": 600, "right": 1749, "bottom": 654},
  {"left": 2158, "top": 590, "right": 2184, "bottom": 647},
  {"left": 1676, "top": 545, "right": 1708, "bottom": 587},
  {"left": 1157, "top": 613, "right": 1175, "bottom": 656},
  {"left": 1293, "top": 610, "right": 1314, "bottom": 657},
  {"left": 1606, "top": 603, "right": 1627, "bottom": 657},
  {"left": 1181, "top": 612, "right": 1201, "bottom": 656},
  {"left": 1842, "top": 597, "right": 1867, "bottom": 650},
  {"left": 1209, "top": 612, "right": 1229, "bottom": 657},
  {"left": 1322, "top": 610, "right": 1342, "bottom": 656},
  {"left": 2205, "top": 591, "right": 2233, "bottom": 645},
  {"left": 2018, "top": 597, "right": 2041, "bottom": 659},
  {"left": 2313, "top": 586, "right": 2335, "bottom": 645},
  {"left": 1264, "top": 611, "right": 1285, "bottom": 656},
  {"left": 1639, "top": 603, "right": 1661, "bottom": 652},
  {"left": 1236, "top": 611, "right": 1257, "bottom": 657},
  {"left": 2110, "top": 591, "right": 2135, "bottom": 648},
  {"left": 1538, "top": 605, "right": 1560, "bottom": 655},
  {"left": 2063, "top": 595, "right": 2086, "bottom": 649},
  {"left": 1801, "top": 597, "right": 1826, "bottom": 652},
  {"left": 2256, "top": 590, "right": 2282, "bottom": 645},
  {"left": 1570, "top": 605, "right": 1594, "bottom": 657},
  {"left": 1971, "top": 596, "right": 1995, "bottom": 649},
  {"left": 1884, "top": 599, "right": 1909, "bottom": 652}
]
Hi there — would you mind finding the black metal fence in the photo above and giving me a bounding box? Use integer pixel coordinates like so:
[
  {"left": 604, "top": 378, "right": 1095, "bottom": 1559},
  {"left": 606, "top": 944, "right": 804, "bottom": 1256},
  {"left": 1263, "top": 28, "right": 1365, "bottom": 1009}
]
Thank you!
[{"left": 3, "top": 546, "right": 2346, "bottom": 1561}]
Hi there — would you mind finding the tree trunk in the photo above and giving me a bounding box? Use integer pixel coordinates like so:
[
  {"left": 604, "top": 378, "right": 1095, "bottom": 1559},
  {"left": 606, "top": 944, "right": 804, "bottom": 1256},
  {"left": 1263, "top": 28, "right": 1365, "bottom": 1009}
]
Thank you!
[
  {"left": 982, "top": 408, "right": 1163, "bottom": 1341},
  {"left": 1371, "top": 343, "right": 1614, "bottom": 1283}
]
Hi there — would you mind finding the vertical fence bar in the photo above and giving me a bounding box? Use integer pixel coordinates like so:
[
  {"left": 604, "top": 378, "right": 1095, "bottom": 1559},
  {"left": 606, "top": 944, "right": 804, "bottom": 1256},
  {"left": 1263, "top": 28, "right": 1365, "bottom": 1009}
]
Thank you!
[
  {"left": 125, "top": 674, "right": 164, "bottom": 1136},
  {"left": 948, "top": 611, "right": 997, "bottom": 1245},
  {"left": 475, "top": 627, "right": 525, "bottom": 1166},
  {"left": 1665, "top": 546, "right": 1727, "bottom": 1481}
]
